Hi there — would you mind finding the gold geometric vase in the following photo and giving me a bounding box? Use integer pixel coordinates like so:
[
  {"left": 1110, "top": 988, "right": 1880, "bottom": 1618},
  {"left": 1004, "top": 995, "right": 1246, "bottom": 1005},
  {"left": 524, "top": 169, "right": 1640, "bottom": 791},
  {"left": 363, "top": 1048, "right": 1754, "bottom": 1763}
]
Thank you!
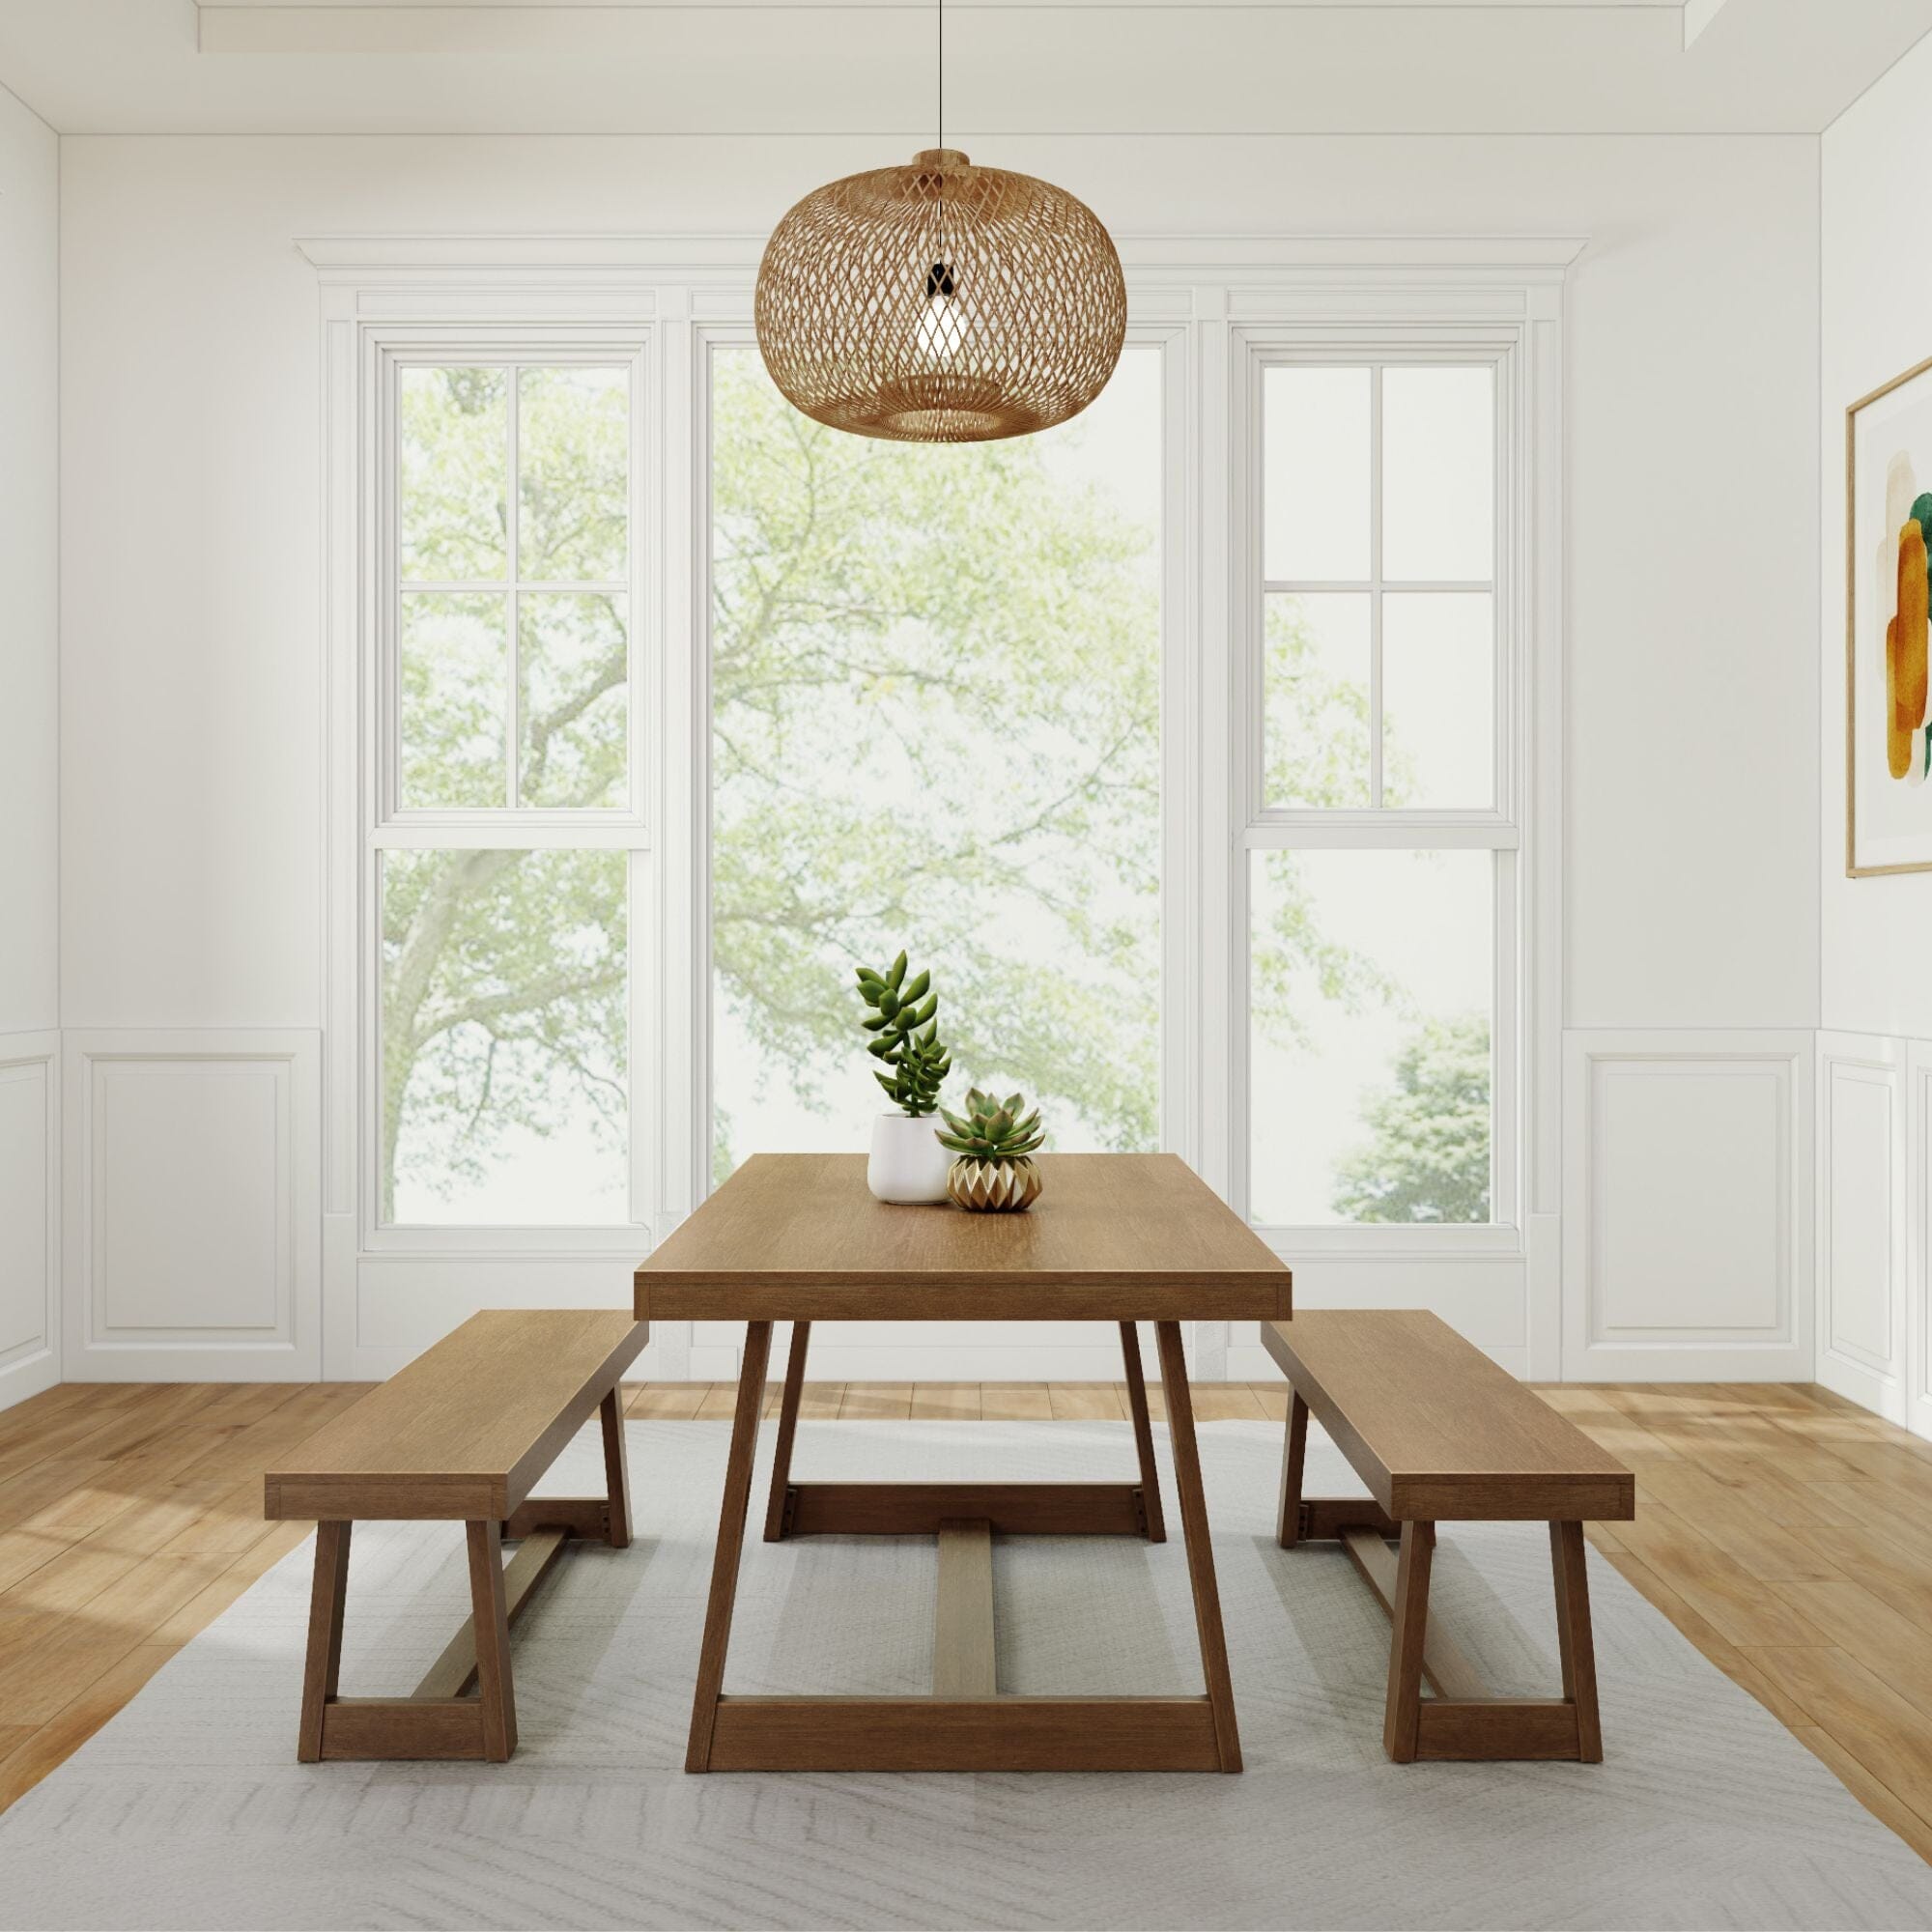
[{"left": 947, "top": 1155, "right": 1043, "bottom": 1212}]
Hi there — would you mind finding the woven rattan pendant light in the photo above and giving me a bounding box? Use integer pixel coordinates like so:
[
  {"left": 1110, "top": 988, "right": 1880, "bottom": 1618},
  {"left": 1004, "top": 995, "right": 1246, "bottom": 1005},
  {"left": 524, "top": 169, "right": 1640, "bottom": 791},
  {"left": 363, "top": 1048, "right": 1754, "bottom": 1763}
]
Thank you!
[{"left": 754, "top": 1, "right": 1125, "bottom": 444}]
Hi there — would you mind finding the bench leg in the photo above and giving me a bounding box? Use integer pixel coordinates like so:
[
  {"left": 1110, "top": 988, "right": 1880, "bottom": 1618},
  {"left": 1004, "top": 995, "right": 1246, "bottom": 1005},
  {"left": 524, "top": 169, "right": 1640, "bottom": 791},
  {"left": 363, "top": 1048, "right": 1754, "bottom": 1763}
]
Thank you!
[
  {"left": 1551, "top": 1520, "right": 1603, "bottom": 1762},
  {"left": 467, "top": 1519, "right": 516, "bottom": 1762},
  {"left": 600, "top": 1385, "right": 633, "bottom": 1549},
  {"left": 1352, "top": 1517, "right": 1600, "bottom": 1764},
  {"left": 298, "top": 1520, "right": 352, "bottom": 1764},
  {"left": 1118, "top": 1321, "right": 1167, "bottom": 1543},
  {"left": 1382, "top": 1520, "right": 1435, "bottom": 1763},
  {"left": 763, "top": 1320, "right": 811, "bottom": 1542},
  {"left": 1276, "top": 1390, "right": 1309, "bottom": 1548}
]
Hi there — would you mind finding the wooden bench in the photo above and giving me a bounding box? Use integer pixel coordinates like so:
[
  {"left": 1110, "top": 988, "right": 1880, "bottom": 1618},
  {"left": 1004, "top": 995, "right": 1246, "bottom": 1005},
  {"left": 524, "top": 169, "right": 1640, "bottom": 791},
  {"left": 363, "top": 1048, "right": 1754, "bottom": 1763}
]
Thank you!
[
  {"left": 1263, "top": 1311, "right": 1634, "bottom": 1764},
  {"left": 264, "top": 1308, "right": 647, "bottom": 1764}
]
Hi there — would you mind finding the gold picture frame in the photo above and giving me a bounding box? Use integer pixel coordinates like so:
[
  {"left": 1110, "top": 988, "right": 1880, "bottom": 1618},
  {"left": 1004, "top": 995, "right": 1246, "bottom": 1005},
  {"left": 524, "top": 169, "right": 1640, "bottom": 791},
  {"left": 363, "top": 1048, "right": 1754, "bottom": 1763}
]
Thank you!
[{"left": 1847, "top": 351, "right": 1932, "bottom": 876}]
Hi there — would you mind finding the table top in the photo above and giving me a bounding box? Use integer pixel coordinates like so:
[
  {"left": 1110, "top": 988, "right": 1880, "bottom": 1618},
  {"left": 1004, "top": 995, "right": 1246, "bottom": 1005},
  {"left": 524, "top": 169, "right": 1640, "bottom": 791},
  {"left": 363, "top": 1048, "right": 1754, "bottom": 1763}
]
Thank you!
[{"left": 636, "top": 1152, "right": 1291, "bottom": 1322}]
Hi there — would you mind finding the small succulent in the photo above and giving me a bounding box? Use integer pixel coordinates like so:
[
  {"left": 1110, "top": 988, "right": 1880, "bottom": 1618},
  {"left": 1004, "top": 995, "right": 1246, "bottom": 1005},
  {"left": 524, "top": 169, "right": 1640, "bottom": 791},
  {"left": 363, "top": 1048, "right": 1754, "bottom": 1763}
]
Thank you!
[
  {"left": 937, "top": 1088, "right": 1045, "bottom": 1164},
  {"left": 855, "top": 950, "right": 951, "bottom": 1117}
]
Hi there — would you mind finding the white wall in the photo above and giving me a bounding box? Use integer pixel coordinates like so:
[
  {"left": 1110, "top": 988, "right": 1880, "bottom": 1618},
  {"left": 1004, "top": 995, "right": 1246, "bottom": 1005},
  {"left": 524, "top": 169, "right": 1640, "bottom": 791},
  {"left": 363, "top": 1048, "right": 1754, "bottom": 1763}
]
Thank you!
[
  {"left": 0, "top": 87, "right": 57, "bottom": 1033},
  {"left": 0, "top": 83, "right": 60, "bottom": 1406},
  {"left": 1814, "top": 35, "right": 1932, "bottom": 1434},
  {"left": 50, "top": 132, "right": 1821, "bottom": 1385},
  {"left": 1824, "top": 33, "right": 1932, "bottom": 1044},
  {"left": 0, "top": 83, "right": 59, "bottom": 1414}
]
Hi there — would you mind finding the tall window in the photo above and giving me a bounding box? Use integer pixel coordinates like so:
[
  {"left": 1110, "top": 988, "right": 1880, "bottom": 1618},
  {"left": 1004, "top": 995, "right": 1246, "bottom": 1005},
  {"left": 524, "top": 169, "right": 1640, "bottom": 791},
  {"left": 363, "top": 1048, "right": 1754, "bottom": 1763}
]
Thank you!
[
  {"left": 374, "top": 355, "right": 643, "bottom": 1230},
  {"left": 708, "top": 344, "right": 1165, "bottom": 1176},
  {"left": 1245, "top": 356, "right": 1509, "bottom": 1230}
]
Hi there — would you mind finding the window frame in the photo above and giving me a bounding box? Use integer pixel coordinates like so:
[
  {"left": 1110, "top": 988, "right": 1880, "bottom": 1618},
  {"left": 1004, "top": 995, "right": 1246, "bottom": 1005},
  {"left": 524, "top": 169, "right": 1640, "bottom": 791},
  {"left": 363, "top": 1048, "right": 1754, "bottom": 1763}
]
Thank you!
[
  {"left": 312, "top": 238, "right": 1572, "bottom": 1379},
  {"left": 358, "top": 323, "right": 660, "bottom": 1256},
  {"left": 1229, "top": 323, "right": 1537, "bottom": 1256}
]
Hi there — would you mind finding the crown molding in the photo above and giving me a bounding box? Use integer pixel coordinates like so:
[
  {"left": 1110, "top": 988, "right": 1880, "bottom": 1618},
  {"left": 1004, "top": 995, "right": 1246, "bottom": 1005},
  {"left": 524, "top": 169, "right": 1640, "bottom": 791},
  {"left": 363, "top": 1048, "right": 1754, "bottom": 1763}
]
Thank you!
[{"left": 294, "top": 231, "right": 1590, "bottom": 275}]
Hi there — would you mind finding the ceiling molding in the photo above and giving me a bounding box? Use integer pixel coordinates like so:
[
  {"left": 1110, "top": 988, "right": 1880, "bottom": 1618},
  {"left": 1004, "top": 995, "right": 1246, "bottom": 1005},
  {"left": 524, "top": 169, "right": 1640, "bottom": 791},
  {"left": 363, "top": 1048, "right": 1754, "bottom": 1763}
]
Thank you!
[
  {"left": 294, "top": 231, "right": 1591, "bottom": 274},
  {"left": 9, "top": 0, "right": 1921, "bottom": 136}
]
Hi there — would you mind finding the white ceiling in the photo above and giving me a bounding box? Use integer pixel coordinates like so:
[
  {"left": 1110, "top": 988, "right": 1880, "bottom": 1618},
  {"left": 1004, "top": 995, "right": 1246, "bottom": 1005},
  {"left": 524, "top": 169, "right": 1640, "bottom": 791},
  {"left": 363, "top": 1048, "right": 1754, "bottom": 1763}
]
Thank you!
[{"left": 0, "top": 0, "right": 1925, "bottom": 136}]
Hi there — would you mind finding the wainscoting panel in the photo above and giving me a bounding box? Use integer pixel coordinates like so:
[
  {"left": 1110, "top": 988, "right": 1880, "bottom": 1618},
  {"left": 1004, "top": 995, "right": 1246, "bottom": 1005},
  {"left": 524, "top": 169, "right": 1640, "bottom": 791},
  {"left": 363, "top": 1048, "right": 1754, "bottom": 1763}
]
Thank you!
[
  {"left": 1816, "top": 1033, "right": 1905, "bottom": 1415},
  {"left": 0, "top": 1032, "right": 58, "bottom": 1409},
  {"left": 63, "top": 1030, "right": 320, "bottom": 1380},
  {"left": 1563, "top": 1031, "right": 1813, "bottom": 1380}
]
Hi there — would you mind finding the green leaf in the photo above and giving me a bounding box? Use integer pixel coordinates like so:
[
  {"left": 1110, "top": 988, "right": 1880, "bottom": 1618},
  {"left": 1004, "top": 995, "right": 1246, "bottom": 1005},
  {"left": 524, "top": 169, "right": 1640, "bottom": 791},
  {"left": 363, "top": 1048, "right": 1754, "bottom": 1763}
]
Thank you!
[
  {"left": 887, "top": 950, "right": 907, "bottom": 990},
  {"left": 901, "top": 969, "right": 930, "bottom": 1004}
]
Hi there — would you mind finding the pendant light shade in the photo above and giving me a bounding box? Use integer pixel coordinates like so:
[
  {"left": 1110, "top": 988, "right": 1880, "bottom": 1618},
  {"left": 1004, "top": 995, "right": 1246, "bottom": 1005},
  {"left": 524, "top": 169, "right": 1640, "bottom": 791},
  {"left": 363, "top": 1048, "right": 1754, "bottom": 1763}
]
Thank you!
[{"left": 754, "top": 148, "right": 1126, "bottom": 445}]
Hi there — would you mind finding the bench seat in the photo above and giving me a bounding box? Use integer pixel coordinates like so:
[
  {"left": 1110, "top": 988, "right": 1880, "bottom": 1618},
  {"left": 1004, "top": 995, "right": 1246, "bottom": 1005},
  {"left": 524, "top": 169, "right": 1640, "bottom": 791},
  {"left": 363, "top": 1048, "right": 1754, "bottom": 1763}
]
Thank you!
[
  {"left": 1262, "top": 1311, "right": 1634, "bottom": 1765},
  {"left": 266, "top": 1308, "right": 647, "bottom": 1764}
]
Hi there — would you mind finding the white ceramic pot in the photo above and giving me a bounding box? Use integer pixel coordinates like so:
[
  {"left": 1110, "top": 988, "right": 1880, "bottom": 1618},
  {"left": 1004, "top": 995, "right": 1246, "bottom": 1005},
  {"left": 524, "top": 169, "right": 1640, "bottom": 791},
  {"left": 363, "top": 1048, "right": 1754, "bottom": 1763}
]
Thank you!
[{"left": 867, "top": 1111, "right": 952, "bottom": 1204}]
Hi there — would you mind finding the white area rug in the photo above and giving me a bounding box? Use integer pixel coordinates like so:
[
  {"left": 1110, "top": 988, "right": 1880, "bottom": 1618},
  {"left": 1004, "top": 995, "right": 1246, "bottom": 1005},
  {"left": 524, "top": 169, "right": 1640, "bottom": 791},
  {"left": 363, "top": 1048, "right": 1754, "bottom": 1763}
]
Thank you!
[{"left": 4, "top": 1418, "right": 1930, "bottom": 1931}]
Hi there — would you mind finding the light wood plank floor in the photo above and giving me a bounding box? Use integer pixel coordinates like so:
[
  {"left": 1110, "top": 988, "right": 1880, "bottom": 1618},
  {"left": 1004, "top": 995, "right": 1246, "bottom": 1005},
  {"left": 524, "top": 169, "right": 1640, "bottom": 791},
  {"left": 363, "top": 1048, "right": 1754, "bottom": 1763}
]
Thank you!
[{"left": 1, "top": 1379, "right": 1929, "bottom": 1866}]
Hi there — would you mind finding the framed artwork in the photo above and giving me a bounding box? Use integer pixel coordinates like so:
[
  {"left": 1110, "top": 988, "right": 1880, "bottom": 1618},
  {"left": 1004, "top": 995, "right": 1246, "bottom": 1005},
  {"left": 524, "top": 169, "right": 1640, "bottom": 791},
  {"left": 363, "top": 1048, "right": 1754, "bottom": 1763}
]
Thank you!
[{"left": 1848, "top": 352, "right": 1932, "bottom": 875}]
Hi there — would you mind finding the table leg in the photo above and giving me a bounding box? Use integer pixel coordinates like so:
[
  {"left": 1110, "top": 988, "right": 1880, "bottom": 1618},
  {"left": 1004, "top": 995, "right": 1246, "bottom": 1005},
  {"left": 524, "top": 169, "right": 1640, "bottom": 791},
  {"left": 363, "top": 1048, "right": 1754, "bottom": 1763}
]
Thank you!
[
  {"left": 686, "top": 1319, "right": 774, "bottom": 1773},
  {"left": 1118, "top": 1321, "right": 1167, "bottom": 1544},
  {"left": 1154, "top": 1321, "right": 1241, "bottom": 1772},
  {"left": 763, "top": 1320, "right": 812, "bottom": 1541}
]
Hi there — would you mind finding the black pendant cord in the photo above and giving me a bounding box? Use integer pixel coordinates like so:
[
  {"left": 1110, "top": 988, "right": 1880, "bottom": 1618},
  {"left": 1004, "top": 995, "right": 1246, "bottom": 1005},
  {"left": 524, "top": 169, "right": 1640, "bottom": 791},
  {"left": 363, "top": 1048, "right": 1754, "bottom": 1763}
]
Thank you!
[{"left": 938, "top": 0, "right": 944, "bottom": 150}]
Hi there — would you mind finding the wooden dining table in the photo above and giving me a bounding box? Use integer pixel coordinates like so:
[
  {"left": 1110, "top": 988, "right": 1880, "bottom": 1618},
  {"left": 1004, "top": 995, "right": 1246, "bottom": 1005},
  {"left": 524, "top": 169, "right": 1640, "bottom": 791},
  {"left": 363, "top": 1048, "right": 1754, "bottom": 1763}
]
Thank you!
[{"left": 636, "top": 1151, "right": 1292, "bottom": 1774}]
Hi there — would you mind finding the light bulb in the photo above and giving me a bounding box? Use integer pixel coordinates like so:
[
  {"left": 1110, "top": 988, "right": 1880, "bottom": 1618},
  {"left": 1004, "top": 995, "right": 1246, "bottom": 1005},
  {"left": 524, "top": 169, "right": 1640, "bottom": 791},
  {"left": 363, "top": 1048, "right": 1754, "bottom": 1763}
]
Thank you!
[{"left": 918, "top": 261, "right": 960, "bottom": 363}]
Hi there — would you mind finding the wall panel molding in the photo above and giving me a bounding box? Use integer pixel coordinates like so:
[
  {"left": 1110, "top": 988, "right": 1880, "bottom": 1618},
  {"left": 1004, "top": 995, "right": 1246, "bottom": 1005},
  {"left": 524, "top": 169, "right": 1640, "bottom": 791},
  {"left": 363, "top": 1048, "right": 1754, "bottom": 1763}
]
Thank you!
[
  {"left": 0, "top": 1031, "right": 59, "bottom": 1410},
  {"left": 1816, "top": 1031, "right": 1905, "bottom": 1415},
  {"left": 1563, "top": 1030, "right": 1813, "bottom": 1380},
  {"left": 1910, "top": 1041, "right": 1932, "bottom": 1439},
  {"left": 62, "top": 1029, "right": 320, "bottom": 1380}
]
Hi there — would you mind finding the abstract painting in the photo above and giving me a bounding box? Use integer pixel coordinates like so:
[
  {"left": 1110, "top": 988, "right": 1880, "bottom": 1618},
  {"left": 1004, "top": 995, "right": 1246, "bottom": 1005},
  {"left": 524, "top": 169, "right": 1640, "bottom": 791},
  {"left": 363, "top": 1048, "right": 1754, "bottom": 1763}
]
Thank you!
[{"left": 1849, "top": 353, "right": 1932, "bottom": 874}]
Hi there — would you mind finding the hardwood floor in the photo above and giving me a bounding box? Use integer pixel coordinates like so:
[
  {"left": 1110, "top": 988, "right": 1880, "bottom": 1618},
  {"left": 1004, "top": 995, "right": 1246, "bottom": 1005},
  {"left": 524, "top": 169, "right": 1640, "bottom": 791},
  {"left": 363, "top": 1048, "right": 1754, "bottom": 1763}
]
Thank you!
[{"left": 1, "top": 1378, "right": 1929, "bottom": 1864}]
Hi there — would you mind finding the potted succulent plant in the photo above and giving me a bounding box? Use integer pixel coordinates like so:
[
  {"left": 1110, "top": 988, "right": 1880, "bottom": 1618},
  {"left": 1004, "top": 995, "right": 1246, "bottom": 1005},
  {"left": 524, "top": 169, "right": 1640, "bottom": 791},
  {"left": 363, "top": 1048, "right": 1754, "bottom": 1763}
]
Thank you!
[
  {"left": 938, "top": 1088, "right": 1046, "bottom": 1212},
  {"left": 856, "top": 950, "right": 952, "bottom": 1203}
]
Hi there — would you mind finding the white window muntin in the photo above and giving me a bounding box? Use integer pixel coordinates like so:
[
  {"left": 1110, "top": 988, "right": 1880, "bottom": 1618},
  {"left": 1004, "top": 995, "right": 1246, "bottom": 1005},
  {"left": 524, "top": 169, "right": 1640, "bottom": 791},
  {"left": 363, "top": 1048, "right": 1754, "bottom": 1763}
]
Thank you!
[
  {"left": 1232, "top": 327, "right": 1526, "bottom": 1249},
  {"left": 360, "top": 324, "right": 659, "bottom": 1253}
]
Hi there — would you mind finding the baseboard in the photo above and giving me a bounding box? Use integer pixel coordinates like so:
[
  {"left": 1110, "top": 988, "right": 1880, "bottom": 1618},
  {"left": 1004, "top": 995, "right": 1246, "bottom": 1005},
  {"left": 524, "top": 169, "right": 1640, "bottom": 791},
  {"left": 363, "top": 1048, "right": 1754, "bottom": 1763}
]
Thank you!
[
  {"left": 0, "top": 1344, "right": 59, "bottom": 1413},
  {"left": 1815, "top": 1347, "right": 1907, "bottom": 1424}
]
